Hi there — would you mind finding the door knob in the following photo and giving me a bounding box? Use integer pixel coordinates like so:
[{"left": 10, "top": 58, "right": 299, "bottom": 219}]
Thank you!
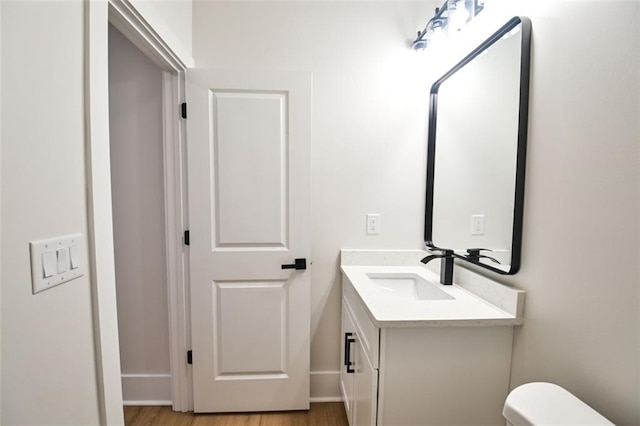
[{"left": 281, "top": 258, "right": 307, "bottom": 270}]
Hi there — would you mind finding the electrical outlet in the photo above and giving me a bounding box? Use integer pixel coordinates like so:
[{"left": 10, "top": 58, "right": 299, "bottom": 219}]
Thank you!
[
  {"left": 471, "top": 214, "right": 485, "bottom": 236},
  {"left": 367, "top": 214, "right": 380, "bottom": 235}
]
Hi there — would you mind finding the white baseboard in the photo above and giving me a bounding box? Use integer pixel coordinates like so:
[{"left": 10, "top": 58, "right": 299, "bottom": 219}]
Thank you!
[
  {"left": 310, "top": 371, "right": 342, "bottom": 401},
  {"left": 123, "top": 400, "right": 172, "bottom": 406},
  {"left": 122, "top": 374, "right": 172, "bottom": 406},
  {"left": 310, "top": 396, "right": 344, "bottom": 403},
  {"left": 123, "top": 371, "right": 341, "bottom": 406}
]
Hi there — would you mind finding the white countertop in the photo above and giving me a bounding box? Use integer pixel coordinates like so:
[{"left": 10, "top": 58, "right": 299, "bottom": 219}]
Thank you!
[{"left": 341, "top": 264, "right": 524, "bottom": 327}]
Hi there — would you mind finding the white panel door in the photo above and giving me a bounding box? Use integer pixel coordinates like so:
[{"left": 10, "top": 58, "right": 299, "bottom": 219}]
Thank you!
[{"left": 186, "top": 70, "right": 311, "bottom": 413}]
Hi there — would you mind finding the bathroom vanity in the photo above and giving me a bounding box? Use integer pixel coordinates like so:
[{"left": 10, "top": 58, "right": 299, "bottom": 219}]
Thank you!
[{"left": 340, "top": 250, "right": 525, "bottom": 426}]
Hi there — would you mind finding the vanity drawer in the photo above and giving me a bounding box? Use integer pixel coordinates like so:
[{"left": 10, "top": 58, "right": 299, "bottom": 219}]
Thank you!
[{"left": 343, "top": 277, "right": 379, "bottom": 368}]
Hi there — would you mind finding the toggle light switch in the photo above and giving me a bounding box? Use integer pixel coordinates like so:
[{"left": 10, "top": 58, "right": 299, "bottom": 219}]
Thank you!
[
  {"left": 70, "top": 245, "right": 80, "bottom": 270},
  {"left": 57, "top": 248, "right": 68, "bottom": 273},
  {"left": 42, "top": 252, "right": 56, "bottom": 278}
]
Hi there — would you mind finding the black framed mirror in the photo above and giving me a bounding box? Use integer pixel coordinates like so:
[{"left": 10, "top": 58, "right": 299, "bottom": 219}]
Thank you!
[{"left": 424, "top": 16, "right": 532, "bottom": 275}]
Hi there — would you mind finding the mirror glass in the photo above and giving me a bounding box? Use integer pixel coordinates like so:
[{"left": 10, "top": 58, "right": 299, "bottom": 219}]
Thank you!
[{"left": 425, "top": 17, "right": 531, "bottom": 275}]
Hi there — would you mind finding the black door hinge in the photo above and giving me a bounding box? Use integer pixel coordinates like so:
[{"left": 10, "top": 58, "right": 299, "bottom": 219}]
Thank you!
[
  {"left": 181, "top": 102, "right": 187, "bottom": 119},
  {"left": 187, "top": 350, "right": 193, "bottom": 365},
  {"left": 184, "top": 230, "right": 190, "bottom": 246}
]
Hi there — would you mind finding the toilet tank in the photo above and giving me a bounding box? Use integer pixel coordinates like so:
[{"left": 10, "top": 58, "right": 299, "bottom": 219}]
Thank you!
[{"left": 503, "top": 382, "right": 614, "bottom": 426}]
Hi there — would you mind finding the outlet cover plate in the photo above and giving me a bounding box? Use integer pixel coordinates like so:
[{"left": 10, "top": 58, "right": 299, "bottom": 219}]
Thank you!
[{"left": 367, "top": 213, "right": 381, "bottom": 235}]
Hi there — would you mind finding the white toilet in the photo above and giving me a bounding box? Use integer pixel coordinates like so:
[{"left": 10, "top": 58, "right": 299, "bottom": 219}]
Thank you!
[{"left": 503, "top": 382, "right": 615, "bottom": 425}]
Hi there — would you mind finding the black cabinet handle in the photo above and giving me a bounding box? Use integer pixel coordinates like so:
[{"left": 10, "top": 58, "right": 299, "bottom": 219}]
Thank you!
[
  {"left": 344, "top": 332, "right": 355, "bottom": 374},
  {"left": 343, "top": 333, "right": 351, "bottom": 366},
  {"left": 281, "top": 258, "right": 307, "bottom": 270}
]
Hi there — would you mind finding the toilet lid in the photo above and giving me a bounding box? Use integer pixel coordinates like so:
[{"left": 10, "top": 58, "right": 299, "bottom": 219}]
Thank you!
[{"left": 503, "top": 382, "right": 614, "bottom": 425}]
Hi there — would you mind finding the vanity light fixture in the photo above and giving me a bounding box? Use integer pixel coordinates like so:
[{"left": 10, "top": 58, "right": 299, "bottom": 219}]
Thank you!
[{"left": 411, "top": 0, "right": 485, "bottom": 50}]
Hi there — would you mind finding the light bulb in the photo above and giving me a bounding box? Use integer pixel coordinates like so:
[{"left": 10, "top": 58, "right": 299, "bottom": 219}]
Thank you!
[
  {"left": 425, "top": 19, "right": 447, "bottom": 48},
  {"left": 430, "top": 26, "right": 446, "bottom": 46},
  {"left": 447, "top": 0, "right": 471, "bottom": 32}
]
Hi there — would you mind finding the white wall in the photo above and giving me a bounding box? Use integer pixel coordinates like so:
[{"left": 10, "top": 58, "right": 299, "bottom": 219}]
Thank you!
[
  {"left": 436, "top": 2, "right": 639, "bottom": 423},
  {"left": 1, "top": 1, "right": 101, "bottom": 424},
  {"left": 130, "top": 0, "right": 193, "bottom": 66},
  {"left": 192, "top": 0, "right": 437, "bottom": 397},
  {"left": 193, "top": 1, "right": 640, "bottom": 423},
  {"left": 0, "top": 0, "right": 192, "bottom": 422},
  {"left": 477, "top": 2, "right": 639, "bottom": 424},
  {"left": 108, "top": 26, "right": 171, "bottom": 403}
]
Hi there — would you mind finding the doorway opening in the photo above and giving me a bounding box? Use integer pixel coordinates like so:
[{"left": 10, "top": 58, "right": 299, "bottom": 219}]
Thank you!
[
  {"left": 87, "top": 3, "right": 192, "bottom": 420},
  {"left": 108, "top": 24, "right": 171, "bottom": 406}
]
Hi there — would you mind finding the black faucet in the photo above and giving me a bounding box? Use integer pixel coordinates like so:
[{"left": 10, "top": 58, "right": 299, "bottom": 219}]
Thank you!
[
  {"left": 465, "top": 248, "right": 501, "bottom": 264},
  {"left": 420, "top": 248, "right": 455, "bottom": 285}
]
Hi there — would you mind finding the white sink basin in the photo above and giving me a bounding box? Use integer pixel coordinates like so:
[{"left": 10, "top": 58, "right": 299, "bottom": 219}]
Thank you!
[{"left": 366, "top": 273, "right": 455, "bottom": 301}]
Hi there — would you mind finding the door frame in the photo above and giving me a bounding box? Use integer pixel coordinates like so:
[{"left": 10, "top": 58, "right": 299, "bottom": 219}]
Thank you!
[{"left": 85, "top": 0, "right": 193, "bottom": 422}]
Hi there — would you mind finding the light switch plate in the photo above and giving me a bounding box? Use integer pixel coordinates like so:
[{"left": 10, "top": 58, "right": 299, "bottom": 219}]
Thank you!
[{"left": 29, "top": 233, "right": 85, "bottom": 294}]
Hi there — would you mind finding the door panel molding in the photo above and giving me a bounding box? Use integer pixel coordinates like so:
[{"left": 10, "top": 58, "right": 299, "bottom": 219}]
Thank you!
[
  {"left": 214, "top": 281, "right": 289, "bottom": 377},
  {"left": 210, "top": 90, "right": 290, "bottom": 249}
]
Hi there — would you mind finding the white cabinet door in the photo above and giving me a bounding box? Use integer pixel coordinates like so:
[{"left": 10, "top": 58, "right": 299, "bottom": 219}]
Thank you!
[
  {"left": 354, "top": 339, "right": 378, "bottom": 426},
  {"left": 342, "top": 294, "right": 379, "bottom": 426},
  {"left": 341, "top": 301, "right": 357, "bottom": 424},
  {"left": 187, "top": 70, "right": 312, "bottom": 413}
]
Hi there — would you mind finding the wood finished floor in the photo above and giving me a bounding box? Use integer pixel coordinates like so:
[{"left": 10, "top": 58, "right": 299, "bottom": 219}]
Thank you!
[{"left": 124, "top": 403, "right": 349, "bottom": 426}]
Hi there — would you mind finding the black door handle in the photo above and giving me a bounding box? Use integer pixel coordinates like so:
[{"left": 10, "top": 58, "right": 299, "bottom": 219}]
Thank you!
[{"left": 281, "top": 258, "right": 307, "bottom": 270}]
